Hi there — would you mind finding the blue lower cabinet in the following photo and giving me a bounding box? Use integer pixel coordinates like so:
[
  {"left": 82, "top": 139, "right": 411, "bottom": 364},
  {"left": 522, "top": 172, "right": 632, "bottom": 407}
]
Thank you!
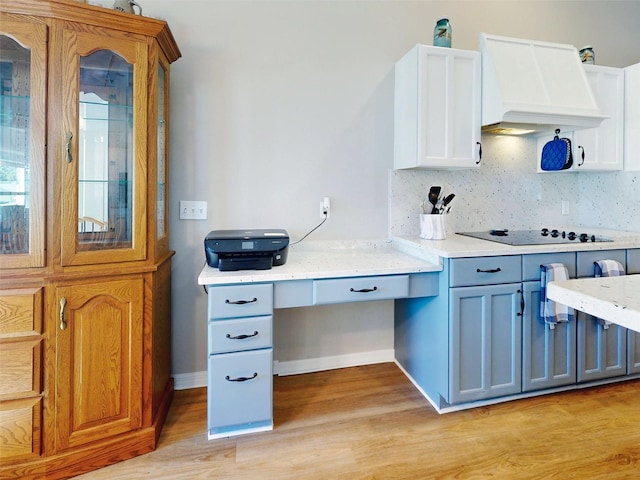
[
  {"left": 207, "top": 348, "right": 273, "bottom": 439},
  {"left": 577, "top": 313, "right": 627, "bottom": 382},
  {"left": 521, "top": 281, "right": 576, "bottom": 392},
  {"left": 449, "top": 283, "right": 522, "bottom": 404}
]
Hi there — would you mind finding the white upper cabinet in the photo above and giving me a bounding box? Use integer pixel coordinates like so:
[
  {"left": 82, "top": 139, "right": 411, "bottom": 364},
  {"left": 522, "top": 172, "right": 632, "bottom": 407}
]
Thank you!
[
  {"left": 536, "top": 65, "right": 624, "bottom": 172},
  {"left": 573, "top": 65, "right": 624, "bottom": 171},
  {"left": 394, "top": 45, "right": 482, "bottom": 170},
  {"left": 624, "top": 62, "right": 640, "bottom": 171}
]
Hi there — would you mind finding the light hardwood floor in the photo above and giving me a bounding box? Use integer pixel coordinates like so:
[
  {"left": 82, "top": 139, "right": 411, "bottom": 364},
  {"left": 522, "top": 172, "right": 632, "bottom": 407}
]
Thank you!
[{"left": 77, "top": 363, "right": 640, "bottom": 479}]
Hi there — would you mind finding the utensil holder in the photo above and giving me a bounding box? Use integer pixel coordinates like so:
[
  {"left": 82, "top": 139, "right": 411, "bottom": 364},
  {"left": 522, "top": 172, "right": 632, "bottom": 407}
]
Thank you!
[{"left": 419, "top": 214, "right": 446, "bottom": 240}]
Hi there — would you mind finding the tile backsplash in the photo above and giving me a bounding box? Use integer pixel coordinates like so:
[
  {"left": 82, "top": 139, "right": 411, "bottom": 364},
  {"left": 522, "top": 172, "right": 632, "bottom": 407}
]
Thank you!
[{"left": 389, "top": 134, "right": 639, "bottom": 237}]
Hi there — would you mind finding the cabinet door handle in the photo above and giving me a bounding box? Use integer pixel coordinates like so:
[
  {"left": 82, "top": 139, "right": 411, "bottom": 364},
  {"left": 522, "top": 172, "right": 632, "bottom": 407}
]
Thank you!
[
  {"left": 476, "top": 268, "right": 501, "bottom": 273},
  {"left": 226, "top": 331, "right": 259, "bottom": 340},
  {"left": 225, "top": 372, "right": 258, "bottom": 382},
  {"left": 578, "top": 145, "right": 585, "bottom": 166},
  {"left": 476, "top": 141, "right": 482, "bottom": 165},
  {"left": 225, "top": 297, "right": 257, "bottom": 305},
  {"left": 518, "top": 289, "right": 524, "bottom": 317},
  {"left": 350, "top": 286, "right": 378, "bottom": 293},
  {"left": 59, "top": 297, "right": 68, "bottom": 330},
  {"left": 65, "top": 132, "right": 73, "bottom": 163}
]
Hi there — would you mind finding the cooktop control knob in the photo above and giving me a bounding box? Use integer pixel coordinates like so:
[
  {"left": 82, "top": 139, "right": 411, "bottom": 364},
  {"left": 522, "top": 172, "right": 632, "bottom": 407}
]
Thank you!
[
  {"left": 551, "top": 229, "right": 560, "bottom": 238},
  {"left": 567, "top": 231, "right": 577, "bottom": 240},
  {"left": 541, "top": 228, "right": 549, "bottom": 236},
  {"left": 579, "top": 233, "right": 589, "bottom": 242}
]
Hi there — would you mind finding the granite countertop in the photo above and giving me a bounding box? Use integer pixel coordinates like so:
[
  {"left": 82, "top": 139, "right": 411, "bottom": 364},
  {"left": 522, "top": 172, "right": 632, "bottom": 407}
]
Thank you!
[
  {"left": 198, "top": 229, "right": 640, "bottom": 286},
  {"left": 392, "top": 229, "right": 640, "bottom": 258},
  {"left": 198, "top": 240, "right": 442, "bottom": 286},
  {"left": 547, "top": 275, "right": 640, "bottom": 333}
]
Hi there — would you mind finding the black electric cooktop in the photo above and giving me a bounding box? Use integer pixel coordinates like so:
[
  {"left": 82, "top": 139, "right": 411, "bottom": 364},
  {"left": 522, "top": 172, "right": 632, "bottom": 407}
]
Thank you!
[{"left": 457, "top": 228, "right": 613, "bottom": 246}]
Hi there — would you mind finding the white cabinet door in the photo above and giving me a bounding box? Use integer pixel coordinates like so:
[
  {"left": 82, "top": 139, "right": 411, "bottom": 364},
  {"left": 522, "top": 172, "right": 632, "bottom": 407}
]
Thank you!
[
  {"left": 573, "top": 65, "right": 624, "bottom": 171},
  {"left": 624, "top": 62, "right": 640, "bottom": 171},
  {"left": 394, "top": 45, "right": 481, "bottom": 170}
]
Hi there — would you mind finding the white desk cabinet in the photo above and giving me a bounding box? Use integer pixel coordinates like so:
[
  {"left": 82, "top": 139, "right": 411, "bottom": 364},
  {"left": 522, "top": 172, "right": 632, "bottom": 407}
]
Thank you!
[
  {"left": 394, "top": 45, "right": 482, "bottom": 170},
  {"left": 207, "top": 284, "right": 274, "bottom": 439}
]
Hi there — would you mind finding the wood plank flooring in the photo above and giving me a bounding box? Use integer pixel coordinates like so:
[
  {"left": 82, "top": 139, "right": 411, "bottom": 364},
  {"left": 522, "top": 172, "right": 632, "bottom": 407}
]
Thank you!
[{"left": 76, "top": 363, "right": 640, "bottom": 479}]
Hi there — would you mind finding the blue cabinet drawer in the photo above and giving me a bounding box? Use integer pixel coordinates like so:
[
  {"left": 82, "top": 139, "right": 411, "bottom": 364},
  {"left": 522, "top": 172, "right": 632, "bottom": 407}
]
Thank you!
[
  {"left": 522, "top": 252, "right": 576, "bottom": 281},
  {"left": 449, "top": 256, "right": 521, "bottom": 287},
  {"left": 312, "top": 275, "right": 409, "bottom": 305},
  {"left": 627, "top": 249, "right": 640, "bottom": 274},
  {"left": 209, "top": 315, "right": 273, "bottom": 354},
  {"left": 208, "top": 348, "right": 273, "bottom": 437},
  {"left": 209, "top": 283, "right": 273, "bottom": 319},
  {"left": 576, "top": 250, "right": 626, "bottom": 277}
]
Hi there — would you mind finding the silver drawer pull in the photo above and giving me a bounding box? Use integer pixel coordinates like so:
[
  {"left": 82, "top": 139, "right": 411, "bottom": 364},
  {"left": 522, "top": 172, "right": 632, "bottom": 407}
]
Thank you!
[
  {"left": 476, "top": 268, "right": 502, "bottom": 274},
  {"left": 350, "top": 286, "right": 378, "bottom": 293},
  {"left": 225, "top": 372, "right": 258, "bottom": 382},
  {"left": 225, "top": 297, "right": 258, "bottom": 305},
  {"left": 226, "top": 331, "right": 259, "bottom": 340}
]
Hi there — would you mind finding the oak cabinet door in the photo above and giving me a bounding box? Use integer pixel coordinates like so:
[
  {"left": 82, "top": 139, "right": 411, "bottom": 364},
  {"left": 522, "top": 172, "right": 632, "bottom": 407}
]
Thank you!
[
  {"left": 53, "top": 277, "right": 143, "bottom": 451},
  {"left": 59, "top": 24, "right": 148, "bottom": 266}
]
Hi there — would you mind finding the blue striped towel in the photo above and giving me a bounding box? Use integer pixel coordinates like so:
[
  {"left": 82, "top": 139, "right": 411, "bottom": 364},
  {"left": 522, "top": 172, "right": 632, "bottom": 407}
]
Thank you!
[
  {"left": 540, "top": 263, "right": 574, "bottom": 329},
  {"left": 593, "top": 259, "right": 625, "bottom": 328}
]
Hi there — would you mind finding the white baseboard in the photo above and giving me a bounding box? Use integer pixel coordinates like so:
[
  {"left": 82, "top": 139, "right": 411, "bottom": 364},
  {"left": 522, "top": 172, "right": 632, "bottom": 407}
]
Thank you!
[
  {"left": 173, "top": 370, "right": 208, "bottom": 390},
  {"left": 275, "top": 349, "right": 395, "bottom": 376},
  {"left": 172, "top": 349, "right": 395, "bottom": 390}
]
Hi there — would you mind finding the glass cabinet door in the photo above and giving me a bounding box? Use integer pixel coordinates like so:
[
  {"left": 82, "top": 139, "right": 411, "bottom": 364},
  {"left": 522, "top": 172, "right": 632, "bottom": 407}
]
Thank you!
[
  {"left": 60, "top": 27, "right": 148, "bottom": 266},
  {"left": 0, "top": 20, "right": 46, "bottom": 269},
  {"left": 156, "top": 62, "right": 167, "bottom": 241}
]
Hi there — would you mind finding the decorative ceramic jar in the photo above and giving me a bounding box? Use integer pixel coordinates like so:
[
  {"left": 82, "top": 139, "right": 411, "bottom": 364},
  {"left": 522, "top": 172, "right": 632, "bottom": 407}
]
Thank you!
[
  {"left": 433, "top": 17, "right": 452, "bottom": 48},
  {"left": 579, "top": 46, "right": 595, "bottom": 64}
]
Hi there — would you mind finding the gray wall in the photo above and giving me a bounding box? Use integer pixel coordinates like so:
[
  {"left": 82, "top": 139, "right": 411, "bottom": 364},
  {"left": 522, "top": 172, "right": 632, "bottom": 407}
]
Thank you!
[{"left": 138, "top": 0, "right": 640, "bottom": 382}]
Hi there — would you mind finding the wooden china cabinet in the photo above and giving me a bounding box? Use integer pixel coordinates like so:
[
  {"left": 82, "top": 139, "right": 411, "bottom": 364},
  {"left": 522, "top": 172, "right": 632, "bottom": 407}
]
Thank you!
[{"left": 0, "top": 1, "right": 180, "bottom": 477}]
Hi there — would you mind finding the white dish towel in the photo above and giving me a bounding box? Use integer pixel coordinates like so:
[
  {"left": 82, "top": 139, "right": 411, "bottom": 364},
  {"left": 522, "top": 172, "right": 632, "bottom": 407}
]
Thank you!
[
  {"left": 593, "top": 259, "right": 626, "bottom": 328},
  {"left": 540, "top": 263, "right": 574, "bottom": 329}
]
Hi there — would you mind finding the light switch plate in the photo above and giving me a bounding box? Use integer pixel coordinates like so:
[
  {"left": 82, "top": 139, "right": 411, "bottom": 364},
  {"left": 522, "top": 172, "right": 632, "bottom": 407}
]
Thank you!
[{"left": 179, "top": 200, "right": 207, "bottom": 220}]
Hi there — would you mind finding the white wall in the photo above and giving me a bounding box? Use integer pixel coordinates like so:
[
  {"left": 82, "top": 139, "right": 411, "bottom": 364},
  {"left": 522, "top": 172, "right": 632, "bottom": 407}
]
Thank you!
[{"left": 140, "top": 0, "right": 640, "bottom": 381}]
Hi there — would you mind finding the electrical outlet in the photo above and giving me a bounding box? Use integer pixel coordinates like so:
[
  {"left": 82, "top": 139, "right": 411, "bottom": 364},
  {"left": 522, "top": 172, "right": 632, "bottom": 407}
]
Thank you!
[
  {"left": 561, "top": 200, "right": 570, "bottom": 215},
  {"left": 319, "top": 196, "right": 330, "bottom": 219},
  {"left": 179, "top": 200, "right": 208, "bottom": 220}
]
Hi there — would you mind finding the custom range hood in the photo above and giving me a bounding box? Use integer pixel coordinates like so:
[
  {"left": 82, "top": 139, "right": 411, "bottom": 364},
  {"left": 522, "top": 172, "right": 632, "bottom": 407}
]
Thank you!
[{"left": 480, "top": 33, "right": 607, "bottom": 135}]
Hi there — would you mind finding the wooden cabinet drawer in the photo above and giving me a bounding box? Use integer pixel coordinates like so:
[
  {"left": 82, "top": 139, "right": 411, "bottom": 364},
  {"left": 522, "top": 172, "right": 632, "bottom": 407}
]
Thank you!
[
  {"left": 208, "top": 349, "right": 272, "bottom": 436},
  {"left": 0, "top": 288, "right": 42, "bottom": 336},
  {"left": 522, "top": 252, "right": 576, "bottom": 281},
  {"left": 576, "top": 250, "right": 627, "bottom": 277},
  {"left": 0, "top": 338, "right": 42, "bottom": 398},
  {"left": 449, "top": 256, "right": 521, "bottom": 287},
  {"left": 208, "top": 315, "right": 272, "bottom": 354},
  {"left": 209, "top": 284, "right": 273, "bottom": 319},
  {"left": 313, "top": 275, "right": 410, "bottom": 305},
  {"left": 0, "top": 397, "right": 42, "bottom": 462}
]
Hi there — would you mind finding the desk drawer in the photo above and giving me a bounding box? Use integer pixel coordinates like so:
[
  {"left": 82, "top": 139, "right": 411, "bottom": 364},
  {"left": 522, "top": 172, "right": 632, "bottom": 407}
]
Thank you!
[
  {"left": 209, "top": 284, "right": 273, "bottom": 319},
  {"left": 313, "top": 275, "right": 409, "bottom": 305},
  {"left": 450, "top": 256, "right": 521, "bottom": 287},
  {"left": 0, "top": 397, "right": 42, "bottom": 462},
  {"left": 208, "top": 349, "right": 272, "bottom": 431},
  {"left": 209, "top": 316, "right": 272, "bottom": 354}
]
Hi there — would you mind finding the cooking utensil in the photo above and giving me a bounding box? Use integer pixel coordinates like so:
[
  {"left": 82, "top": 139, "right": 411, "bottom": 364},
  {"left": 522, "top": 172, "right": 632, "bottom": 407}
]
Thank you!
[
  {"left": 428, "top": 186, "right": 441, "bottom": 214},
  {"left": 439, "top": 193, "right": 455, "bottom": 213}
]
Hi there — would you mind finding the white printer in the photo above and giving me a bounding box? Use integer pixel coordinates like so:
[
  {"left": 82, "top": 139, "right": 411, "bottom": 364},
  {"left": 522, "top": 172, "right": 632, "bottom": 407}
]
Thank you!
[{"left": 204, "top": 229, "right": 289, "bottom": 271}]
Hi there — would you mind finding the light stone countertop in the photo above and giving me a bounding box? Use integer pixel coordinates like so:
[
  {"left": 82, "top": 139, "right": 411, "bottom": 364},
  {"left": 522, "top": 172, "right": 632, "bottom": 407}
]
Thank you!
[
  {"left": 198, "top": 240, "right": 442, "bottom": 286},
  {"left": 198, "top": 229, "right": 640, "bottom": 286},
  {"left": 392, "top": 228, "right": 640, "bottom": 258},
  {"left": 547, "top": 275, "right": 640, "bottom": 333}
]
